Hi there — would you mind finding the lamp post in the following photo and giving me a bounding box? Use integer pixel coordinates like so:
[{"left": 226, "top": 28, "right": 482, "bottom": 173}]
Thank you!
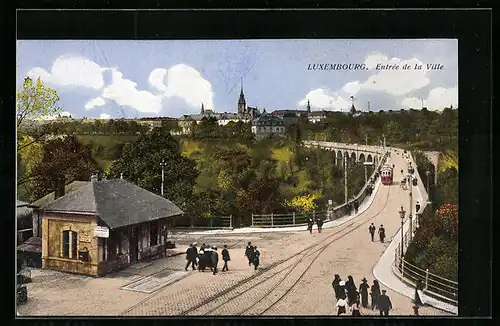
[
  {"left": 399, "top": 205, "right": 406, "bottom": 261},
  {"left": 408, "top": 165, "right": 415, "bottom": 240},
  {"left": 160, "top": 160, "right": 167, "bottom": 196},
  {"left": 344, "top": 155, "right": 348, "bottom": 204},
  {"left": 425, "top": 170, "right": 431, "bottom": 204}
]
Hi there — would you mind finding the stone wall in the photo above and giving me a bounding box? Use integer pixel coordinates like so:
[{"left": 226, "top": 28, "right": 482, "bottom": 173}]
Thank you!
[{"left": 42, "top": 213, "right": 99, "bottom": 276}]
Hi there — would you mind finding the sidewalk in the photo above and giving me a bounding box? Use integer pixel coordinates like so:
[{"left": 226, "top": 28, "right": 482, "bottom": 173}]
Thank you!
[
  {"left": 185, "top": 179, "right": 382, "bottom": 236},
  {"left": 372, "top": 182, "right": 458, "bottom": 315}
]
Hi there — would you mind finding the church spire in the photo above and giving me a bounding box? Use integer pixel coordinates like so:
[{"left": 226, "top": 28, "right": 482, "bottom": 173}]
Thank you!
[
  {"left": 201, "top": 103, "right": 205, "bottom": 114},
  {"left": 238, "top": 78, "right": 247, "bottom": 115},
  {"left": 307, "top": 99, "right": 311, "bottom": 114}
]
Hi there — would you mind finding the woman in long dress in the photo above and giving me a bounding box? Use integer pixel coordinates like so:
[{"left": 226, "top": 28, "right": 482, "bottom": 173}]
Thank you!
[{"left": 370, "top": 280, "right": 381, "bottom": 310}]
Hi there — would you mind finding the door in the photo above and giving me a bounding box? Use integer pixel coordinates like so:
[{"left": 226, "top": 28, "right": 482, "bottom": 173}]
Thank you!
[{"left": 129, "top": 226, "right": 139, "bottom": 263}]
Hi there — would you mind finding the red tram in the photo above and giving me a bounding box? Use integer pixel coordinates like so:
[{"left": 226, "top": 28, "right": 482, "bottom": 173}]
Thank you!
[{"left": 380, "top": 164, "right": 394, "bottom": 185}]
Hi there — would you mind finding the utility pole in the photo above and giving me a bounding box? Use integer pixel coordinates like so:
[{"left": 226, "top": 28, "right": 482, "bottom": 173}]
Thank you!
[
  {"left": 160, "top": 160, "right": 167, "bottom": 196},
  {"left": 368, "top": 101, "right": 371, "bottom": 112},
  {"left": 383, "top": 134, "right": 386, "bottom": 149},
  {"left": 365, "top": 135, "right": 368, "bottom": 146},
  {"left": 344, "top": 156, "right": 348, "bottom": 204}
]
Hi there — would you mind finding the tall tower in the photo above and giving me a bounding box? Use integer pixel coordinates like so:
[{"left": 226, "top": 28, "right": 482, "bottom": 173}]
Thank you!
[
  {"left": 238, "top": 80, "right": 247, "bottom": 116},
  {"left": 350, "top": 96, "right": 357, "bottom": 115},
  {"left": 307, "top": 100, "right": 311, "bottom": 114},
  {"left": 200, "top": 103, "right": 205, "bottom": 115}
]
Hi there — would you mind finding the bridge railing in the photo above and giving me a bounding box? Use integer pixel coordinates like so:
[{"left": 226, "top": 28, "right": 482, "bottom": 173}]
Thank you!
[
  {"left": 392, "top": 151, "right": 458, "bottom": 306},
  {"left": 251, "top": 145, "right": 390, "bottom": 228}
]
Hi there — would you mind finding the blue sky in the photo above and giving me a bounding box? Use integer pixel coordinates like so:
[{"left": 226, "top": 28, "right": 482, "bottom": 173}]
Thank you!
[{"left": 17, "top": 39, "right": 458, "bottom": 119}]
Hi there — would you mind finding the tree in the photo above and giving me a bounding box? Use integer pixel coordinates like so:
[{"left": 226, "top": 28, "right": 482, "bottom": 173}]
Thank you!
[
  {"left": 16, "top": 77, "right": 61, "bottom": 151},
  {"left": 27, "top": 135, "right": 98, "bottom": 202},
  {"left": 108, "top": 128, "right": 198, "bottom": 211}
]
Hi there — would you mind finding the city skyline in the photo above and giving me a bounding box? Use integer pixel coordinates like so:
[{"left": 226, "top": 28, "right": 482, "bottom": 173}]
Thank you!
[{"left": 17, "top": 39, "right": 458, "bottom": 120}]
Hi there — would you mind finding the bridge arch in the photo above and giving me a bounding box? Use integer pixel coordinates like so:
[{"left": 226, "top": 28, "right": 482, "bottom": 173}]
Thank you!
[
  {"left": 344, "top": 151, "right": 349, "bottom": 163},
  {"left": 358, "top": 153, "right": 365, "bottom": 163},
  {"left": 337, "top": 150, "right": 343, "bottom": 164},
  {"left": 367, "top": 154, "right": 373, "bottom": 162},
  {"left": 350, "top": 152, "right": 356, "bottom": 163}
]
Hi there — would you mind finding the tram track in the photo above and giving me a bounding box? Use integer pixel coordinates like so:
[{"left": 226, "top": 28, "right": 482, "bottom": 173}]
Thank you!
[{"left": 179, "top": 185, "right": 391, "bottom": 316}]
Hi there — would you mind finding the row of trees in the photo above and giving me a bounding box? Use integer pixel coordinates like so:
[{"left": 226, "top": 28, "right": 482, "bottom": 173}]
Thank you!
[
  {"left": 177, "top": 117, "right": 254, "bottom": 141},
  {"left": 303, "top": 108, "right": 458, "bottom": 152}
]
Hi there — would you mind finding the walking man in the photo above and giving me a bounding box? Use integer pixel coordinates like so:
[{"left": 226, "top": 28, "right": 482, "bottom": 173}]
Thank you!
[
  {"left": 377, "top": 290, "right": 392, "bottom": 316},
  {"left": 378, "top": 224, "right": 386, "bottom": 243},
  {"left": 307, "top": 218, "right": 314, "bottom": 234},
  {"left": 370, "top": 280, "right": 381, "bottom": 310},
  {"left": 359, "top": 277, "right": 370, "bottom": 308},
  {"left": 245, "top": 242, "right": 254, "bottom": 266},
  {"left": 332, "top": 274, "right": 342, "bottom": 299},
  {"left": 369, "top": 223, "right": 376, "bottom": 242},
  {"left": 354, "top": 201, "right": 359, "bottom": 214},
  {"left": 416, "top": 201, "right": 421, "bottom": 213},
  {"left": 252, "top": 246, "right": 260, "bottom": 270},
  {"left": 316, "top": 217, "right": 324, "bottom": 233},
  {"left": 185, "top": 244, "right": 197, "bottom": 271},
  {"left": 221, "top": 245, "right": 230, "bottom": 272},
  {"left": 211, "top": 246, "right": 219, "bottom": 275}
]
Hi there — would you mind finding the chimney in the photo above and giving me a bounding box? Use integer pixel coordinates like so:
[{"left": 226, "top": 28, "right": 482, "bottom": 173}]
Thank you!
[{"left": 54, "top": 176, "right": 66, "bottom": 200}]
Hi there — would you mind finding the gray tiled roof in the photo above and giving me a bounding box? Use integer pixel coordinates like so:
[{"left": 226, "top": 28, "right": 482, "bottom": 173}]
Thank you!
[
  {"left": 31, "top": 181, "right": 89, "bottom": 208},
  {"left": 42, "top": 179, "right": 184, "bottom": 229}
]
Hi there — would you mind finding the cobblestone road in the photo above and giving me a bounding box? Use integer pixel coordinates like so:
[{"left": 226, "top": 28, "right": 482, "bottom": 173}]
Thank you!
[{"left": 17, "top": 150, "right": 452, "bottom": 317}]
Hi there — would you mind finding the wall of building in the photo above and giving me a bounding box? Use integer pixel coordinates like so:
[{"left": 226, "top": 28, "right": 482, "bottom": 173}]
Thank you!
[{"left": 42, "top": 213, "right": 99, "bottom": 276}]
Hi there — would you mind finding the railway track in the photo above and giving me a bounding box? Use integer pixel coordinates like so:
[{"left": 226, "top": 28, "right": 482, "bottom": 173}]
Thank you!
[{"left": 179, "top": 186, "right": 391, "bottom": 316}]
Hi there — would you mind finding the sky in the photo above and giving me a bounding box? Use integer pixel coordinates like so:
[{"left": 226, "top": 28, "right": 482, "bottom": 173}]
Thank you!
[{"left": 16, "top": 39, "right": 458, "bottom": 119}]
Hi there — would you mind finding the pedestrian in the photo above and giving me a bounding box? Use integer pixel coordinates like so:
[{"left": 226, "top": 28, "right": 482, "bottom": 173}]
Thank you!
[
  {"left": 378, "top": 224, "right": 386, "bottom": 243},
  {"left": 359, "top": 277, "right": 369, "bottom": 308},
  {"left": 204, "top": 246, "right": 213, "bottom": 272},
  {"left": 414, "top": 280, "right": 423, "bottom": 305},
  {"left": 413, "top": 304, "right": 420, "bottom": 316},
  {"left": 252, "top": 246, "right": 260, "bottom": 270},
  {"left": 370, "top": 280, "right": 381, "bottom": 310},
  {"left": 416, "top": 201, "right": 421, "bottom": 213},
  {"left": 316, "top": 218, "right": 324, "bottom": 233},
  {"left": 332, "top": 274, "right": 342, "bottom": 299},
  {"left": 245, "top": 242, "right": 254, "bottom": 266},
  {"left": 200, "top": 243, "right": 206, "bottom": 251},
  {"left": 211, "top": 246, "right": 219, "bottom": 275},
  {"left": 345, "top": 275, "right": 358, "bottom": 305},
  {"left": 351, "top": 299, "right": 361, "bottom": 316},
  {"left": 338, "top": 280, "right": 347, "bottom": 299},
  {"left": 185, "top": 243, "right": 197, "bottom": 271},
  {"left": 198, "top": 248, "right": 206, "bottom": 272},
  {"left": 192, "top": 242, "right": 198, "bottom": 268},
  {"left": 377, "top": 290, "right": 392, "bottom": 316},
  {"left": 369, "top": 223, "right": 376, "bottom": 242},
  {"left": 336, "top": 297, "right": 348, "bottom": 316},
  {"left": 307, "top": 218, "right": 314, "bottom": 234},
  {"left": 354, "top": 201, "right": 359, "bottom": 214},
  {"left": 221, "top": 244, "right": 230, "bottom": 272}
]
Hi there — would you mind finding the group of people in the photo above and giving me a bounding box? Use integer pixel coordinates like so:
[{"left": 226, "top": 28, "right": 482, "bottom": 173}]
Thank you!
[
  {"left": 185, "top": 243, "right": 231, "bottom": 275},
  {"left": 368, "top": 223, "right": 386, "bottom": 243},
  {"left": 307, "top": 217, "right": 324, "bottom": 234},
  {"left": 332, "top": 274, "right": 393, "bottom": 316},
  {"left": 244, "top": 242, "right": 261, "bottom": 270}
]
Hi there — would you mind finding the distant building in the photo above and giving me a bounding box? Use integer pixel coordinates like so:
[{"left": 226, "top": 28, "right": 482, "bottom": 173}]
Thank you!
[{"left": 251, "top": 110, "right": 286, "bottom": 138}]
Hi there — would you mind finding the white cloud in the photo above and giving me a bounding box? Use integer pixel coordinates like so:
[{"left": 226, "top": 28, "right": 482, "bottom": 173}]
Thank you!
[
  {"left": 360, "top": 57, "right": 430, "bottom": 96},
  {"left": 402, "top": 86, "right": 458, "bottom": 110},
  {"left": 150, "top": 64, "right": 214, "bottom": 110},
  {"left": 342, "top": 81, "right": 361, "bottom": 95},
  {"left": 298, "top": 88, "right": 351, "bottom": 111},
  {"left": 101, "top": 68, "right": 162, "bottom": 114},
  {"left": 84, "top": 96, "right": 106, "bottom": 110},
  {"left": 27, "top": 54, "right": 106, "bottom": 90},
  {"left": 364, "top": 52, "right": 389, "bottom": 70},
  {"left": 99, "top": 113, "right": 111, "bottom": 119}
]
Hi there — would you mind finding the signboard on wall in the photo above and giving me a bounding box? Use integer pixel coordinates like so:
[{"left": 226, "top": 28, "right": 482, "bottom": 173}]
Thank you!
[{"left": 94, "top": 226, "right": 109, "bottom": 238}]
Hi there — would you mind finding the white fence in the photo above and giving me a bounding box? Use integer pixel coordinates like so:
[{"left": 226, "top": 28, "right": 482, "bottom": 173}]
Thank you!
[{"left": 251, "top": 211, "right": 328, "bottom": 227}]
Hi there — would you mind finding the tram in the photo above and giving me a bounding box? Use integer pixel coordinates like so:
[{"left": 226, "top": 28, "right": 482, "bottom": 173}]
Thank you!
[{"left": 380, "top": 164, "right": 394, "bottom": 185}]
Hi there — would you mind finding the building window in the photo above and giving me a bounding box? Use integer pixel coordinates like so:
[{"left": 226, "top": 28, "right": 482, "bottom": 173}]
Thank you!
[{"left": 61, "top": 230, "right": 78, "bottom": 259}]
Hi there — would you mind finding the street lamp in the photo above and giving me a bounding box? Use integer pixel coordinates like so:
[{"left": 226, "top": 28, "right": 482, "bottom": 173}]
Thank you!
[
  {"left": 344, "top": 155, "right": 348, "bottom": 204},
  {"left": 408, "top": 165, "right": 415, "bottom": 240},
  {"left": 425, "top": 171, "right": 431, "bottom": 204},
  {"left": 399, "top": 205, "right": 406, "bottom": 261},
  {"left": 160, "top": 160, "right": 167, "bottom": 196}
]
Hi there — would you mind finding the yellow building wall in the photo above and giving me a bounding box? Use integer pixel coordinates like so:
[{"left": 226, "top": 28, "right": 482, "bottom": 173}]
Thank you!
[{"left": 42, "top": 214, "right": 99, "bottom": 276}]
